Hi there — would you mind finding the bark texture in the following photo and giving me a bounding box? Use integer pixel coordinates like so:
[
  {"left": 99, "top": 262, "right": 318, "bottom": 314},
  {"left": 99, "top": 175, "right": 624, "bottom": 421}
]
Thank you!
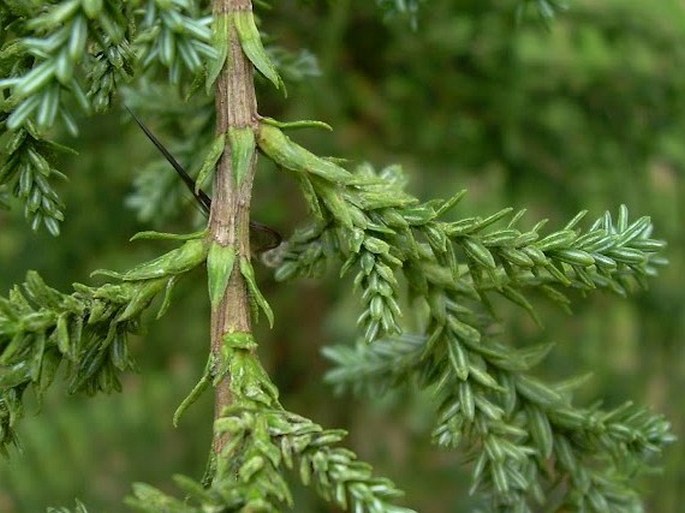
[{"left": 210, "top": 0, "right": 258, "bottom": 456}]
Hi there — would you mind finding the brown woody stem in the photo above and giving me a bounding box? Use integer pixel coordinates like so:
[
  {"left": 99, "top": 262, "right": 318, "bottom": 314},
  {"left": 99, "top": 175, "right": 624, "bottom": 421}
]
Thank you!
[{"left": 210, "top": 0, "right": 258, "bottom": 457}]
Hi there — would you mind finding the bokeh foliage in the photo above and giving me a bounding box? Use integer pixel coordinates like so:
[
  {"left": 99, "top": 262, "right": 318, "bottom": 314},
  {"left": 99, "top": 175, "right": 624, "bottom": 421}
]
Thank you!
[{"left": 0, "top": 0, "right": 683, "bottom": 512}]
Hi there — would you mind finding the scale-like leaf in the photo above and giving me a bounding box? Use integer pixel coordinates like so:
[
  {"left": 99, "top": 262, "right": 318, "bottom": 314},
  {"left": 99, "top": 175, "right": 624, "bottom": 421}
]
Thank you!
[{"left": 207, "top": 242, "right": 236, "bottom": 309}]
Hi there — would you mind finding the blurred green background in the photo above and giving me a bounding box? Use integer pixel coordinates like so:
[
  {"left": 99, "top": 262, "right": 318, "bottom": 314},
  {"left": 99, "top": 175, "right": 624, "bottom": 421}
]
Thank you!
[{"left": 0, "top": 1, "right": 683, "bottom": 511}]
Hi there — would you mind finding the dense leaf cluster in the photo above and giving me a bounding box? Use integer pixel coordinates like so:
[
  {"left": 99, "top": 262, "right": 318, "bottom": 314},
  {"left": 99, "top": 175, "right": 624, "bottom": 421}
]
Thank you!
[
  {"left": 0, "top": 230, "right": 212, "bottom": 454},
  {"left": 0, "top": 0, "right": 317, "bottom": 234},
  {"left": 0, "top": 0, "right": 136, "bottom": 234},
  {"left": 127, "top": 341, "right": 412, "bottom": 513},
  {"left": 266, "top": 133, "right": 672, "bottom": 511}
]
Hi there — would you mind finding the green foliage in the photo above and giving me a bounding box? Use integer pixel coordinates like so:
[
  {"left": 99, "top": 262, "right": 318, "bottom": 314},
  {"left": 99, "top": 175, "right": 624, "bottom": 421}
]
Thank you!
[
  {"left": 266, "top": 47, "right": 320, "bottom": 83},
  {"left": 0, "top": 127, "right": 68, "bottom": 235},
  {"left": 374, "top": 0, "right": 567, "bottom": 27},
  {"left": 136, "top": 0, "right": 215, "bottom": 85},
  {"left": 0, "top": 0, "right": 135, "bottom": 233},
  {"left": 234, "top": 10, "right": 284, "bottom": 92},
  {"left": 325, "top": 331, "right": 673, "bottom": 512},
  {"left": 0, "top": 233, "right": 209, "bottom": 454},
  {"left": 207, "top": 242, "right": 235, "bottom": 310},
  {"left": 47, "top": 499, "right": 88, "bottom": 513},
  {"left": 376, "top": 0, "right": 424, "bottom": 26},
  {"left": 124, "top": 410, "right": 411, "bottom": 513},
  {"left": 265, "top": 128, "right": 671, "bottom": 511},
  {"left": 516, "top": 0, "right": 568, "bottom": 25},
  {"left": 127, "top": 344, "right": 412, "bottom": 513},
  {"left": 0, "top": 1, "right": 679, "bottom": 513},
  {"left": 0, "top": 0, "right": 216, "bottom": 235}
]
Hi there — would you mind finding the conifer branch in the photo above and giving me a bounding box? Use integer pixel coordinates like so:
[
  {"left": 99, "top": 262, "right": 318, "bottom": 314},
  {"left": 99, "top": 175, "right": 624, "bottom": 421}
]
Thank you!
[
  {"left": 0, "top": 0, "right": 135, "bottom": 233},
  {"left": 271, "top": 156, "right": 665, "bottom": 338},
  {"left": 207, "top": 0, "right": 260, "bottom": 459},
  {"left": 0, "top": 0, "right": 217, "bottom": 234},
  {"left": 125, "top": 347, "right": 413, "bottom": 513},
  {"left": 0, "top": 2, "right": 674, "bottom": 512},
  {"left": 0, "top": 235, "right": 208, "bottom": 453},
  {"left": 325, "top": 329, "right": 673, "bottom": 512},
  {"left": 254, "top": 128, "right": 670, "bottom": 510}
]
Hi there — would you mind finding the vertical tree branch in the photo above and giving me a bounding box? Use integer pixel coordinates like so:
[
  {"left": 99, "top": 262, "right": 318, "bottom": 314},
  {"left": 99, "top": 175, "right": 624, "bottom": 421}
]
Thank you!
[{"left": 210, "top": 0, "right": 258, "bottom": 455}]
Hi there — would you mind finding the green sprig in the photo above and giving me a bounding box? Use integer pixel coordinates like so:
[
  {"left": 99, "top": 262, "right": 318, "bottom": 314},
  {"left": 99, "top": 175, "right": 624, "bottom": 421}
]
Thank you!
[
  {"left": 0, "top": 272, "right": 159, "bottom": 451},
  {"left": 0, "top": 0, "right": 134, "bottom": 232},
  {"left": 260, "top": 127, "right": 670, "bottom": 511},
  {"left": 0, "top": 235, "right": 208, "bottom": 452},
  {"left": 136, "top": 1, "right": 216, "bottom": 85},
  {"left": 125, "top": 348, "right": 414, "bottom": 513}
]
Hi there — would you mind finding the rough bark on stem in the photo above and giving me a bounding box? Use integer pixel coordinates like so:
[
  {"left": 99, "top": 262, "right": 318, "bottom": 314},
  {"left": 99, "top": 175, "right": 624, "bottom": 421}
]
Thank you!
[{"left": 210, "top": 0, "right": 258, "bottom": 456}]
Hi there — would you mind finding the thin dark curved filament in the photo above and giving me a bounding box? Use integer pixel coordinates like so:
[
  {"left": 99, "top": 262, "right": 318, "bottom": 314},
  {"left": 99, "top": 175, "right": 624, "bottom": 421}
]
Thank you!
[{"left": 127, "top": 108, "right": 282, "bottom": 252}]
